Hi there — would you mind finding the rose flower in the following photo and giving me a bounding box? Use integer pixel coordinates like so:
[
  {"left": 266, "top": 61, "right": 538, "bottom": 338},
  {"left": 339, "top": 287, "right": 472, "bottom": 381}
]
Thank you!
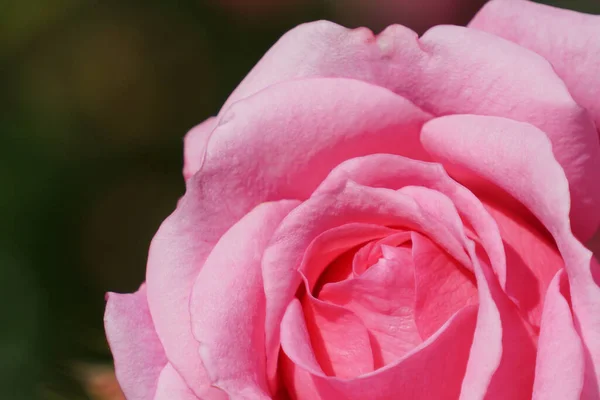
[{"left": 105, "top": 1, "right": 600, "bottom": 399}]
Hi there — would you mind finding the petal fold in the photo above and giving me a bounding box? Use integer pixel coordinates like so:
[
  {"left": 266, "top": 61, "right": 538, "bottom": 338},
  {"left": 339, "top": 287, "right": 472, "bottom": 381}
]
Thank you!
[
  {"left": 190, "top": 200, "right": 298, "bottom": 399},
  {"left": 104, "top": 284, "right": 167, "bottom": 400},
  {"left": 532, "top": 270, "right": 585, "bottom": 400}
]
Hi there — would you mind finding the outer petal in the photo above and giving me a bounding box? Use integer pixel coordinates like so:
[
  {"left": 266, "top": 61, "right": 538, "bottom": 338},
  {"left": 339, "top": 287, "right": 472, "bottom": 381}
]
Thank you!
[
  {"left": 189, "top": 200, "right": 299, "bottom": 399},
  {"left": 469, "top": 0, "right": 600, "bottom": 135},
  {"left": 146, "top": 78, "right": 429, "bottom": 395},
  {"left": 153, "top": 364, "right": 200, "bottom": 400},
  {"left": 213, "top": 21, "right": 600, "bottom": 239},
  {"left": 532, "top": 271, "right": 585, "bottom": 400},
  {"left": 183, "top": 117, "right": 216, "bottom": 180},
  {"left": 104, "top": 284, "right": 167, "bottom": 400},
  {"left": 422, "top": 114, "right": 600, "bottom": 395}
]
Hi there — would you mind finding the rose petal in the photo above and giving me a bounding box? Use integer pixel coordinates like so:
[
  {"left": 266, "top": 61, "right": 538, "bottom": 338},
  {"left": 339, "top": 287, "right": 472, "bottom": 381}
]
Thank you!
[
  {"left": 153, "top": 364, "right": 199, "bottom": 400},
  {"left": 422, "top": 113, "right": 600, "bottom": 395},
  {"left": 183, "top": 117, "right": 216, "bottom": 180},
  {"left": 319, "top": 247, "right": 422, "bottom": 367},
  {"left": 411, "top": 233, "right": 478, "bottom": 339},
  {"left": 469, "top": 0, "right": 600, "bottom": 136},
  {"left": 352, "top": 232, "right": 412, "bottom": 276},
  {"left": 213, "top": 21, "right": 600, "bottom": 239},
  {"left": 189, "top": 200, "right": 298, "bottom": 399},
  {"left": 280, "top": 298, "right": 478, "bottom": 399},
  {"left": 483, "top": 201, "right": 564, "bottom": 328},
  {"left": 301, "top": 294, "right": 375, "bottom": 378},
  {"left": 298, "top": 223, "right": 397, "bottom": 292},
  {"left": 532, "top": 270, "right": 585, "bottom": 400},
  {"left": 104, "top": 284, "right": 167, "bottom": 400},
  {"left": 145, "top": 183, "right": 230, "bottom": 398}
]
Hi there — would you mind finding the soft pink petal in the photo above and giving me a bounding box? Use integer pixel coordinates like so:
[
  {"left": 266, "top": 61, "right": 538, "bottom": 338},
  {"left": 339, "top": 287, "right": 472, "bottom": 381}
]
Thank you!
[
  {"left": 153, "top": 364, "right": 200, "bottom": 400},
  {"left": 532, "top": 270, "right": 585, "bottom": 400},
  {"left": 411, "top": 233, "right": 478, "bottom": 339},
  {"left": 422, "top": 114, "right": 600, "bottom": 395},
  {"left": 319, "top": 247, "right": 422, "bottom": 367},
  {"left": 203, "top": 77, "right": 430, "bottom": 205},
  {"left": 469, "top": 0, "right": 600, "bottom": 136},
  {"left": 104, "top": 284, "right": 167, "bottom": 400},
  {"left": 190, "top": 200, "right": 298, "bottom": 399},
  {"left": 281, "top": 297, "right": 478, "bottom": 399},
  {"left": 215, "top": 21, "right": 599, "bottom": 239},
  {"left": 301, "top": 294, "right": 375, "bottom": 378},
  {"left": 145, "top": 183, "right": 230, "bottom": 399},
  {"left": 262, "top": 181, "right": 474, "bottom": 388},
  {"left": 183, "top": 117, "right": 216, "bottom": 181}
]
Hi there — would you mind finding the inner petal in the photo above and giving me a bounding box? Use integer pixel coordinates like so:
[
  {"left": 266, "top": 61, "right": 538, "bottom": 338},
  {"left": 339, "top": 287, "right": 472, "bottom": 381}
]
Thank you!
[
  {"left": 412, "top": 232, "right": 478, "bottom": 339},
  {"left": 319, "top": 245, "right": 422, "bottom": 368},
  {"left": 300, "top": 289, "right": 375, "bottom": 378},
  {"left": 352, "top": 231, "right": 412, "bottom": 276}
]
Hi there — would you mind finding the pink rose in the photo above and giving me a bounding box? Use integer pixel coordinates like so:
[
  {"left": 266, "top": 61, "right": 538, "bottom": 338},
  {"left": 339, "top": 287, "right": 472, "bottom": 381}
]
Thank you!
[{"left": 105, "top": 1, "right": 600, "bottom": 399}]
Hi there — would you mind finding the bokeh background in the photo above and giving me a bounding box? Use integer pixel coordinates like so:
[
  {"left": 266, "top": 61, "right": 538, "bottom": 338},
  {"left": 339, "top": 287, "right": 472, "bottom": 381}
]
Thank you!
[{"left": 2, "top": 0, "right": 598, "bottom": 398}]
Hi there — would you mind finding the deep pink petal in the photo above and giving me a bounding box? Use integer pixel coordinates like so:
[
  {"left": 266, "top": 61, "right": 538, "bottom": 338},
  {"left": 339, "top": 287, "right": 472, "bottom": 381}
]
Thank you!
[
  {"left": 352, "top": 232, "right": 412, "bottom": 276},
  {"left": 469, "top": 0, "right": 600, "bottom": 136},
  {"left": 183, "top": 117, "right": 216, "bottom": 181},
  {"left": 153, "top": 364, "right": 200, "bottom": 400},
  {"left": 484, "top": 201, "right": 564, "bottom": 328},
  {"left": 422, "top": 114, "right": 600, "bottom": 395},
  {"left": 319, "top": 247, "right": 422, "bottom": 367},
  {"left": 411, "top": 233, "right": 478, "bottom": 339},
  {"left": 532, "top": 270, "right": 585, "bottom": 400},
  {"left": 190, "top": 200, "right": 298, "bottom": 398},
  {"left": 301, "top": 294, "right": 375, "bottom": 378},
  {"left": 298, "top": 223, "right": 397, "bottom": 292},
  {"left": 104, "top": 284, "right": 167, "bottom": 400},
  {"left": 280, "top": 298, "right": 478, "bottom": 399},
  {"left": 213, "top": 21, "right": 599, "bottom": 239}
]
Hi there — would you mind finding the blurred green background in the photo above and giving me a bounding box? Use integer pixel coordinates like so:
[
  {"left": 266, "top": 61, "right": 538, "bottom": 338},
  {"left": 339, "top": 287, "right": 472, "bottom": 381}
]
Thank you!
[{"left": 1, "top": 0, "right": 598, "bottom": 398}]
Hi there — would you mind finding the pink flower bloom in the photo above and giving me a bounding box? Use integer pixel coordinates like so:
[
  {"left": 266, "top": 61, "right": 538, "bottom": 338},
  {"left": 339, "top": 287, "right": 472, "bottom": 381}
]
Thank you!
[{"left": 105, "top": 1, "right": 600, "bottom": 399}]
